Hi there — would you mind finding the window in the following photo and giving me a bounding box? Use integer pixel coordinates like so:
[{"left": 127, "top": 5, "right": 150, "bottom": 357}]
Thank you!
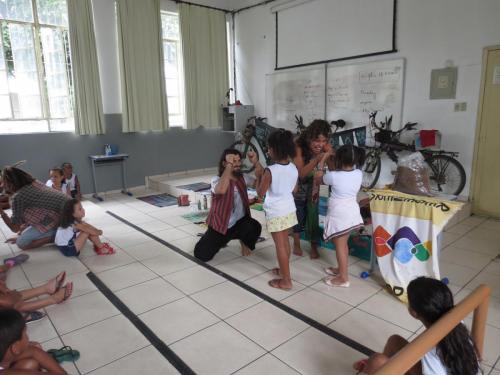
[
  {"left": 161, "top": 11, "right": 184, "bottom": 127},
  {"left": 0, "top": 0, "right": 73, "bottom": 134}
]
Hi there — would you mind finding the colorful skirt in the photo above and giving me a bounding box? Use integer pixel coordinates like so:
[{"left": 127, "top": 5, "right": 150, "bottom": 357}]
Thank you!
[
  {"left": 267, "top": 211, "right": 298, "bottom": 233},
  {"left": 323, "top": 197, "right": 363, "bottom": 241}
]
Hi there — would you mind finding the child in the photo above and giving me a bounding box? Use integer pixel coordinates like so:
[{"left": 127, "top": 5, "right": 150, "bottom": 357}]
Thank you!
[
  {"left": 61, "top": 162, "right": 81, "bottom": 200},
  {"left": 0, "top": 309, "right": 68, "bottom": 374},
  {"left": 45, "top": 168, "right": 70, "bottom": 196},
  {"left": 354, "top": 277, "right": 481, "bottom": 375},
  {"left": 250, "top": 129, "right": 298, "bottom": 290},
  {"left": 56, "top": 199, "right": 115, "bottom": 256},
  {"left": 0, "top": 272, "right": 72, "bottom": 314},
  {"left": 322, "top": 144, "right": 365, "bottom": 287}
]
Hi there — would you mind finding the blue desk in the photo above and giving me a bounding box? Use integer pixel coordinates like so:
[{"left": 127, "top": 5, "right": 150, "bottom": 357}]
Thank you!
[{"left": 89, "top": 153, "right": 132, "bottom": 201}]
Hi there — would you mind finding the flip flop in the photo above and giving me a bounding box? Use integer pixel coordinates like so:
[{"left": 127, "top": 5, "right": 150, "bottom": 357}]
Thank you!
[
  {"left": 268, "top": 278, "right": 292, "bottom": 291},
  {"left": 323, "top": 276, "right": 350, "bottom": 288},
  {"left": 25, "top": 311, "right": 46, "bottom": 324},
  {"left": 3, "top": 253, "right": 29, "bottom": 267},
  {"left": 58, "top": 282, "right": 73, "bottom": 303},
  {"left": 47, "top": 346, "right": 80, "bottom": 363},
  {"left": 53, "top": 271, "right": 66, "bottom": 293}
]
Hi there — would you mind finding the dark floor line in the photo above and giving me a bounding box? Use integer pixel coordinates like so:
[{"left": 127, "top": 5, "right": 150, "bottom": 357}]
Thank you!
[
  {"left": 107, "top": 210, "right": 375, "bottom": 356},
  {"left": 86, "top": 272, "right": 196, "bottom": 375}
]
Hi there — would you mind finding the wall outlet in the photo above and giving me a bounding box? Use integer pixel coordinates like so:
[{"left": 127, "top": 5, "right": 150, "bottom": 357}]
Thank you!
[{"left": 454, "top": 102, "right": 467, "bottom": 112}]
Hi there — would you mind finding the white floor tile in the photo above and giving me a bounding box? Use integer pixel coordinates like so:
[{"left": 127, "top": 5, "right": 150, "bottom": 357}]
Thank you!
[
  {"left": 163, "top": 265, "right": 225, "bottom": 294},
  {"left": 466, "top": 271, "right": 500, "bottom": 298},
  {"left": 483, "top": 259, "right": 500, "bottom": 275},
  {"left": 440, "top": 246, "right": 495, "bottom": 270},
  {"left": 455, "top": 288, "right": 500, "bottom": 328},
  {"left": 121, "top": 240, "right": 170, "bottom": 261},
  {"left": 272, "top": 328, "right": 362, "bottom": 375},
  {"left": 81, "top": 249, "right": 135, "bottom": 273},
  {"left": 234, "top": 354, "right": 300, "bottom": 375},
  {"left": 226, "top": 302, "right": 309, "bottom": 351},
  {"left": 358, "top": 291, "right": 422, "bottom": 332},
  {"left": 41, "top": 337, "right": 80, "bottom": 375},
  {"left": 155, "top": 215, "right": 192, "bottom": 227},
  {"left": 170, "top": 236, "right": 199, "bottom": 254},
  {"left": 46, "top": 290, "right": 120, "bottom": 335},
  {"left": 142, "top": 252, "right": 196, "bottom": 276},
  {"left": 445, "top": 223, "right": 474, "bottom": 235},
  {"left": 88, "top": 345, "right": 179, "bottom": 375},
  {"left": 440, "top": 262, "right": 479, "bottom": 287},
  {"left": 170, "top": 322, "right": 266, "bottom": 375},
  {"left": 191, "top": 281, "right": 262, "bottom": 319},
  {"left": 216, "top": 258, "right": 268, "bottom": 281},
  {"left": 464, "top": 319, "right": 500, "bottom": 367},
  {"left": 105, "top": 231, "right": 152, "bottom": 248},
  {"left": 26, "top": 314, "right": 58, "bottom": 343},
  {"left": 97, "top": 262, "right": 157, "bottom": 291},
  {"left": 289, "top": 257, "right": 333, "bottom": 286},
  {"left": 206, "top": 249, "right": 240, "bottom": 265},
  {"left": 153, "top": 228, "right": 192, "bottom": 242},
  {"left": 140, "top": 297, "right": 219, "bottom": 344},
  {"left": 452, "top": 235, "right": 500, "bottom": 257},
  {"left": 136, "top": 220, "right": 173, "bottom": 233},
  {"left": 5, "top": 265, "right": 31, "bottom": 290},
  {"left": 282, "top": 288, "right": 352, "bottom": 325},
  {"left": 311, "top": 276, "right": 381, "bottom": 306},
  {"left": 178, "top": 223, "right": 205, "bottom": 236},
  {"left": 62, "top": 315, "right": 149, "bottom": 374},
  {"left": 329, "top": 308, "right": 412, "bottom": 352},
  {"left": 115, "top": 277, "right": 184, "bottom": 315}
]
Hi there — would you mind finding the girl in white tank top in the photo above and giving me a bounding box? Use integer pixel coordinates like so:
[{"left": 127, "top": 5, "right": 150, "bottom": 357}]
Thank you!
[{"left": 249, "top": 129, "right": 298, "bottom": 291}]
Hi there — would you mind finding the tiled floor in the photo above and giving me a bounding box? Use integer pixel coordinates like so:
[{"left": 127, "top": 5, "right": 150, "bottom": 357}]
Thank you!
[{"left": 1, "top": 187, "right": 499, "bottom": 374}]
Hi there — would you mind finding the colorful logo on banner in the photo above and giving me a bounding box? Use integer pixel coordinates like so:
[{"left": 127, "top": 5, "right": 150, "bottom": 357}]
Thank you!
[{"left": 373, "top": 225, "right": 431, "bottom": 264}]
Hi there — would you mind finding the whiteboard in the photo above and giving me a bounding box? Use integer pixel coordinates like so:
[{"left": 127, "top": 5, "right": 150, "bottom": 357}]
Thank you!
[
  {"left": 326, "top": 59, "right": 405, "bottom": 128},
  {"left": 265, "top": 65, "right": 326, "bottom": 130},
  {"left": 276, "top": 0, "right": 396, "bottom": 69}
]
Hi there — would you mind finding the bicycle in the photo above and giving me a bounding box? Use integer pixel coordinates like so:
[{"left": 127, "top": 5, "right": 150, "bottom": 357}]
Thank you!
[{"left": 361, "top": 112, "right": 466, "bottom": 196}]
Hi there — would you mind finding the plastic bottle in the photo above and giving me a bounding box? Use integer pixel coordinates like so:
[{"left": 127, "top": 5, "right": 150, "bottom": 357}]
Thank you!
[{"left": 197, "top": 199, "right": 202, "bottom": 211}]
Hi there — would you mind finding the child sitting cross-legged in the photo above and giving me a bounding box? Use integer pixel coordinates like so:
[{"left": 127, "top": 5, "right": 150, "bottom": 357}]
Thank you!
[
  {"left": 56, "top": 199, "right": 115, "bottom": 256},
  {"left": 0, "top": 308, "right": 68, "bottom": 374}
]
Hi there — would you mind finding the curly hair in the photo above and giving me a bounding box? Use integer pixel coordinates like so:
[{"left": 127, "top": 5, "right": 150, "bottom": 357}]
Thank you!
[
  {"left": 268, "top": 129, "right": 296, "bottom": 161},
  {"left": 296, "top": 119, "right": 331, "bottom": 162},
  {"left": 1, "top": 167, "right": 35, "bottom": 193},
  {"left": 408, "top": 277, "right": 479, "bottom": 375}
]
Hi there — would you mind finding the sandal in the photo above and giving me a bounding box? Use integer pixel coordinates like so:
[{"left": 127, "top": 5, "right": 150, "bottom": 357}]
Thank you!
[
  {"left": 324, "top": 276, "right": 350, "bottom": 288},
  {"left": 353, "top": 359, "right": 368, "bottom": 371},
  {"left": 58, "top": 282, "right": 73, "bottom": 303},
  {"left": 94, "top": 243, "right": 115, "bottom": 255},
  {"left": 47, "top": 346, "right": 80, "bottom": 363},
  {"left": 268, "top": 278, "right": 292, "bottom": 291},
  {"left": 49, "top": 271, "right": 66, "bottom": 294},
  {"left": 25, "top": 311, "right": 46, "bottom": 324},
  {"left": 3, "top": 253, "right": 29, "bottom": 267},
  {"left": 324, "top": 267, "right": 339, "bottom": 276}
]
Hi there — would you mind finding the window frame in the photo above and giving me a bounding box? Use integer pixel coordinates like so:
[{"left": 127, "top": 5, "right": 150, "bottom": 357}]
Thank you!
[{"left": 0, "top": 0, "right": 74, "bottom": 134}]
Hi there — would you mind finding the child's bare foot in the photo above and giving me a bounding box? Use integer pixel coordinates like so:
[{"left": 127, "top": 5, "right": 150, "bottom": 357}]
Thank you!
[
  {"left": 293, "top": 246, "right": 303, "bottom": 256},
  {"left": 46, "top": 271, "right": 66, "bottom": 294},
  {"left": 241, "top": 243, "right": 252, "bottom": 256},
  {"left": 268, "top": 278, "right": 292, "bottom": 290},
  {"left": 51, "top": 282, "right": 73, "bottom": 304},
  {"left": 309, "top": 244, "right": 319, "bottom": 259}
]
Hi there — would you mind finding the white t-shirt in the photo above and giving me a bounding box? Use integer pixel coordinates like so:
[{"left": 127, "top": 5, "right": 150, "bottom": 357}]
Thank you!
[
  {"left": 211, "top": 176, "right": 247, "bottom": 229},
  {"left": 46, "top": 180, "right": 69, "bottom": 195},
  {"left": 66, "top": 173, "right": 77, "bottom": 191},
  {"left": 263, "top": 163, "right": 298, "bottom": 219},
  {"left": 323, "top": 169, "right": 362, "bottom": 199},
  {"left": 55, "top": 225, "right": 77, "bottom": 246}
]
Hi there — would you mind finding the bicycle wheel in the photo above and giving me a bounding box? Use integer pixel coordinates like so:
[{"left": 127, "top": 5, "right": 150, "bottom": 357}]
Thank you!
[
  {"left": 361, "top": 149, "right": 381, "bottom": 189},
  {"left": 230, "top": 141, "right": 259, "bottom": 174},
  {"left": 425, "top": 155, "right": 466, "bottom": 196}
]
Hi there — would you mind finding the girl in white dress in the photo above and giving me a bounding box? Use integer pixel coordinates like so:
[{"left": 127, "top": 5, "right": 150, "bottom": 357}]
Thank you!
[{"left": 322, "top": 144, "right": 365, "bottom": 287}]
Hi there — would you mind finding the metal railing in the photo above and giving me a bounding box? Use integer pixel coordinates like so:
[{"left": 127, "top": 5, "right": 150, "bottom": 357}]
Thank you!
[{"left": 374, "top": 284, "right": 491, "bottom": 375}]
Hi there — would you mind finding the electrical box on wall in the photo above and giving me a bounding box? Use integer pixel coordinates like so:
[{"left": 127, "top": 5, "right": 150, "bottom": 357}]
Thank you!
[{"left": 430, "top": 67, "right": 457, "bottom": 99}]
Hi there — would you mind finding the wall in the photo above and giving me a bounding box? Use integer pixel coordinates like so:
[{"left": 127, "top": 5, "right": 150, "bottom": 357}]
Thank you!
[
  {"left": 234, "top": 0, "right": 500, "bottom": 196},
  {"left": 0, "top": 0, "right": 235, "bottom": 193}
]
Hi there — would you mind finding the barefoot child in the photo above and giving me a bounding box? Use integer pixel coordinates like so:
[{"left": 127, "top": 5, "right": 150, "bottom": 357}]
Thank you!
[
  {"left": 56, "top": 199, "right": 115, "bottom": 256},
  {"left": 45, "top": 168, "right": 70, "bottom": 196},
  {"left": 354, "top": 277, "right": 481, "bottom": 374},
  {"left": 322, "top": 144, "right": 365, "bottom": 287},
  {"left": 0, "top": 309, "right": 68, "bottom": 374},
  {"left": 251, "top": 129, "right": 298, "bottom": 290}
]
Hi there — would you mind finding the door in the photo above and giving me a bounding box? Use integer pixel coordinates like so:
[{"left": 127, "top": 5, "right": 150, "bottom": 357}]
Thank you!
[{"left": 472, "top": 47, "right": 500, "bottom": 218}]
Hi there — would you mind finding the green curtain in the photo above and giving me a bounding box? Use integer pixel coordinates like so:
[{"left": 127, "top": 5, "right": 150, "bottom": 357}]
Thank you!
[
  {"left": 116, "top": 0, "right": 168, "bottom": 132},
  {"left": 67, "top": 0, "right": 104, "bottom": 135},
  {"left": 179, "top": 4, "right": 229, "bottom": 129}
]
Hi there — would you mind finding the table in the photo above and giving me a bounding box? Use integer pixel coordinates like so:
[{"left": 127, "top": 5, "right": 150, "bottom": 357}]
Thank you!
[{"left": 89, "top": 153, "right": 132, "bottom": 201}]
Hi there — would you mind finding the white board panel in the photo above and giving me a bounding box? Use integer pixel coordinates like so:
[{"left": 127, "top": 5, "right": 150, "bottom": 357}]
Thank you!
[
  {"left": 277, "top": 0, "right": 395, "bottom": 69},
  {"left": 326, "top": 58, "right": 404, "bottom": 128},
  {"left": 265, "top": 65, "right": 326, "bottom": 130}
]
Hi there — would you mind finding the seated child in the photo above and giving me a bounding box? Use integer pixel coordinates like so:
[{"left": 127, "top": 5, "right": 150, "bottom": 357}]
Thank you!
[
  {"left": 56, "top": 199, "right": 115, "bottom": 256},
  {"left": 0, "top": 308, "right": 68, "bottom": 374},
  {"left": 61, "top": 163, "right": 81, "bottom": 200},
  {"left": 354, "top": 277, "right": 481, "bottom": 375},
  {"left": 0, "top": 272, "right": 72, "bottom": 315},
  {"left": 45, "top": 168, "right": 70, "bottom": 196}
]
